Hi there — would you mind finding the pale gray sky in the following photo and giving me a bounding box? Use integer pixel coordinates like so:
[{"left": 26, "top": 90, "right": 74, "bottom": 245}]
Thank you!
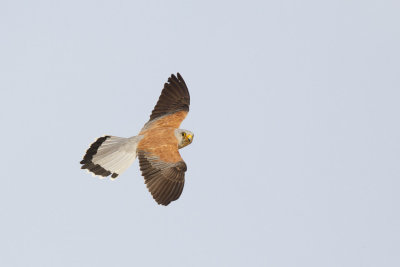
[{"left": 1, "top": 0, "right": 399, "bottom": 266}]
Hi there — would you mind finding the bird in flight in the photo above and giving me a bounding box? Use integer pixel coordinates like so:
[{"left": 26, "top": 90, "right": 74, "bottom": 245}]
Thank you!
[{"left": 80, "top": 73, "right": 193, "bottom": 206}]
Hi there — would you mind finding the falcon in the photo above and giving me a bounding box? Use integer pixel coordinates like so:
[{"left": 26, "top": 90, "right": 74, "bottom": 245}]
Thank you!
[{"left": 80, "top": 73, "right": 193, "bottom": 206}]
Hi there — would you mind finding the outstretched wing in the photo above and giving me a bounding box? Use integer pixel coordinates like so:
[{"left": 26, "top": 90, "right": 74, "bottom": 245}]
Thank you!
[
  {"left": 149, "top": 73, "right": 190, "bottom": 122},
  {"left": 138, "top": 150, "right": 186, "bottom": 206},
  {"left": 137, "top": 73, "right": 191, "bottom": 205}
]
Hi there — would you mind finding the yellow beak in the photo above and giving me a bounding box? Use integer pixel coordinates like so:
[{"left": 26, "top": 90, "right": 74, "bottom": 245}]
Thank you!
[{"left": 187, "top": 134, "right": 193, "bottom": 142}]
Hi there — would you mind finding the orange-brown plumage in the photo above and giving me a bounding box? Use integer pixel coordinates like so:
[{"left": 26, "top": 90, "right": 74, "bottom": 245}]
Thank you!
[
  {"left": 139, "top": 110, "right": 188, "bottom": 134},
  {"left": 137, "top": 128, "right": 182, "bottom": 163},
  {"left": 138, "top": 110, "right": 188, "bottom": 163},
  {"left": 80, "top": 73, "right": 192, "bottom": 206}
]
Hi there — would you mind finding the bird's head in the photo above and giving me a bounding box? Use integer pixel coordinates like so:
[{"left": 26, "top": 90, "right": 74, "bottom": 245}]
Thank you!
[{"left": 175, "top": 129, "right": 194, "bottom": 149}]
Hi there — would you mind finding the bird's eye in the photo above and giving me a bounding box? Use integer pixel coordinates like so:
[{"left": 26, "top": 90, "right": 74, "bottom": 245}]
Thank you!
[{"left": 182, "top": 132, "right": 186, "bottom": 137}]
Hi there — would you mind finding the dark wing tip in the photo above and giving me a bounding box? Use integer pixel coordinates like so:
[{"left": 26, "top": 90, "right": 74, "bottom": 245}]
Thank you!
[
  {"left": 176, "top": 73, "right": 186, "bottom": 85},
  {"left": 149, "top": 73, "right": 190, "bottom": 121},
  {"left": 138, "top": 150, "right": 186, "bottom": 206}
]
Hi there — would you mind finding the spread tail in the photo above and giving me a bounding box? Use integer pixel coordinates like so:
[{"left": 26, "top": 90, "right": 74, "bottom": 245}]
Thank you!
[{"left": 80, "top": 135, "right": 141, "bottom": 179}]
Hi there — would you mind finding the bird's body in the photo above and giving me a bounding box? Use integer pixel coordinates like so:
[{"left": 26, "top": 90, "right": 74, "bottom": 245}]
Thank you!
[{"left": 80, "top": 73, "right": 193, "bottom": 205}]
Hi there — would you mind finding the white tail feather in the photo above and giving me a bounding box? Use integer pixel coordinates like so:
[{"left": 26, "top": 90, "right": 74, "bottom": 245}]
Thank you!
[{"left": 80, "top": 135, "right": 142, "bottom": 179}]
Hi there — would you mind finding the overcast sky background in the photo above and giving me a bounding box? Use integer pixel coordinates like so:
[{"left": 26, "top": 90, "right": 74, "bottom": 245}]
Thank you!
[{"left": 1, "top": 1, "right": 399, "bottom": 266}]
